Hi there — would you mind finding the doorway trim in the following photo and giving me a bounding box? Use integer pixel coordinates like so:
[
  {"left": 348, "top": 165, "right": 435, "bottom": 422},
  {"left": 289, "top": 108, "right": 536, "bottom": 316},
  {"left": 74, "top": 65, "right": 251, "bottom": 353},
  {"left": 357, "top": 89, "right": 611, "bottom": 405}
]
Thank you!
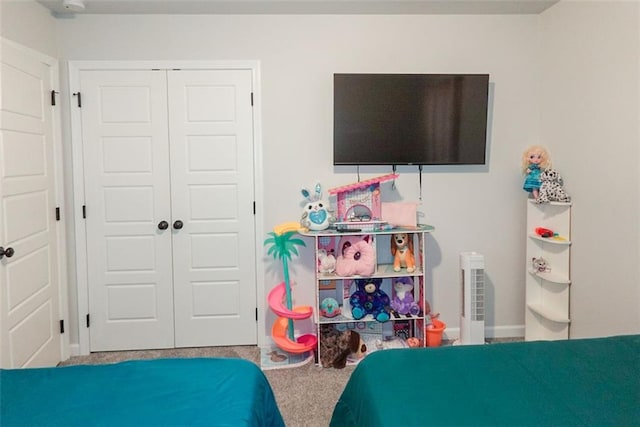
[{"left": 68, "top": 60, "right": 264, "bottom": 355}]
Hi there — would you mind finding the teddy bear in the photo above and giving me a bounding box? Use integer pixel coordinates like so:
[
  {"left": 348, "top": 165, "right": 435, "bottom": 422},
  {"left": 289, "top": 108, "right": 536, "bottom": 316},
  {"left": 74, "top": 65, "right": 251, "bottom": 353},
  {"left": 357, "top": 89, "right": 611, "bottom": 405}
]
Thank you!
[
  {"left": 319, "top": 325, "right": 367, "bottom": 369},
  {"left": 536, "top": 168, "right": 571, "bottom": 204},
  {"left": 390, "top": 277, "right": 420, "bottom": 316},
  {"left": 532, "top": 257, "right": 551, "bottom": 273},
  {"left": 349, "top": 278, "right": 390, "bottom": 322}
]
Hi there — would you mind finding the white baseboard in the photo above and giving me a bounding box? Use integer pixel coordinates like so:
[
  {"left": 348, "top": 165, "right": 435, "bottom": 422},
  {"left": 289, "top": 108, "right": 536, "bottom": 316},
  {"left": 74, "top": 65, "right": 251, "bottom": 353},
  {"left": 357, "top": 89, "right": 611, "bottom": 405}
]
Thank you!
[
  {"left": 443, "top": 324, "right": 525, "bottom": 341},
  {"left": 69, "top": 343, "right": 82, "bottom": 357},
  {"left": 489, "top": 324, "right": 525, "bottom": 339}
]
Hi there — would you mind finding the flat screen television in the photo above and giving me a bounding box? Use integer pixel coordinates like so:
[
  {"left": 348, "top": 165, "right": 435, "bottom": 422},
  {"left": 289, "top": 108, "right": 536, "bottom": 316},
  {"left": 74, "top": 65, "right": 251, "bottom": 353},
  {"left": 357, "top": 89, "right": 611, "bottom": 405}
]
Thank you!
[{"left": 333, "top": 73, "right": 490, "bottom": 166}]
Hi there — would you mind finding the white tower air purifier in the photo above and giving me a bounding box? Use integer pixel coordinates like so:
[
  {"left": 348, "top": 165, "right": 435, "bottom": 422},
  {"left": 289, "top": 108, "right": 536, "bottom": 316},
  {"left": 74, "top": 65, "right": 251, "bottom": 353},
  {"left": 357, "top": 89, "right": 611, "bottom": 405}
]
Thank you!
[{"left": 460, "top": 252, "right": 485, "bottom": 345}]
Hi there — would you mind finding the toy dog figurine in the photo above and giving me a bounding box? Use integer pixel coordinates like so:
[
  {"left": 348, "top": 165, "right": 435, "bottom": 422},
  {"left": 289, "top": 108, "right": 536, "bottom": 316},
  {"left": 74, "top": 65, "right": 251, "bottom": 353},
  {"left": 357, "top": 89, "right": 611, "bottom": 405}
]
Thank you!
[{"left": 391, "top": 233, "right": 416, "bottom": 273}]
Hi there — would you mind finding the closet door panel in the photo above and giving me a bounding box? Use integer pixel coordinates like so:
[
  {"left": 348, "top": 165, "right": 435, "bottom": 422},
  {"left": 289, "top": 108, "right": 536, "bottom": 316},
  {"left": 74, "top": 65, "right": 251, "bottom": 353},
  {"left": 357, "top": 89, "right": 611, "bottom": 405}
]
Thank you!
[
  {"left": 168, "top": 70, "right": 257, "bottom": 347},
  {"left": 81, "top": 70, "right": 174, "bottom": 351}
]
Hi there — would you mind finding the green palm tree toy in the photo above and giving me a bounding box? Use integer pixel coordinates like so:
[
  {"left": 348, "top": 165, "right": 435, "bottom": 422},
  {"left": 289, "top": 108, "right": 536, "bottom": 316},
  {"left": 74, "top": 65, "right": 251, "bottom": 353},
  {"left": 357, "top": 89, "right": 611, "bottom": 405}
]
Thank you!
[{"left": 264, "top": 222, "right": 306, "bottom": 341}]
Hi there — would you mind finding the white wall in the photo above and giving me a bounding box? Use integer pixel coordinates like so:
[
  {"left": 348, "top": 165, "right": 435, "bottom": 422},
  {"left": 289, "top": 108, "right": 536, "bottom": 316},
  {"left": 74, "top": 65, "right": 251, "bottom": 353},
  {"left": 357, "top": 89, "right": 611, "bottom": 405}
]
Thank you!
[
  {"left": 539, "top": 1, "right": 640, "bottom": 337},
  {"left": 56, "top": 13, "right": 540, "bottom": 345},
  {"left": 10, "top": 0, "right": 638, "bottom": 349},
  {"left": 1, "top": 0, "right": 58, "bottom": 57}
]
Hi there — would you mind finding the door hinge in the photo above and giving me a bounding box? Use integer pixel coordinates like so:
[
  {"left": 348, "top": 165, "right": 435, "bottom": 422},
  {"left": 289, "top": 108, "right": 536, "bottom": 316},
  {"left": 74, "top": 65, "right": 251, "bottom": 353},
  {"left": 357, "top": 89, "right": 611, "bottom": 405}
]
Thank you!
[
  {"left": 251, "top": 92, "right": 254, "bottom": 106},
  {"left": 55, "top": 207, "right": 61, "bottom": 221},
  {"left": 51, "top": 90, "right": 59, "bottom": 106},
  {"left": 73, "top": 92, "right": 82, "bottom": 108},
  {"left": 255, "top": 307, "right": 258, "bottom": 322},
  {"left": 86, "top": 313, "right": 90, "bottom": 328},
  {"left": 82, "top": 205, "right": 86, "bottom": 219},
  {"left": 253, "top": 201, "right": 256, "bottom": 215},
  {"left": 59, "top": 319, "right": 65, "bottom": 334}
]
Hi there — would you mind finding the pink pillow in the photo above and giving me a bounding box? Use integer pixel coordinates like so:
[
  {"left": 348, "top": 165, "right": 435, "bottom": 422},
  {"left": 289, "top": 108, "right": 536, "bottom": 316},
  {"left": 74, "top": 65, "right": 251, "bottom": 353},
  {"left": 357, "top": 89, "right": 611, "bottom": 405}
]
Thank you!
[{"left": 335, "top": 235, "right": 376, "bottom": 276}]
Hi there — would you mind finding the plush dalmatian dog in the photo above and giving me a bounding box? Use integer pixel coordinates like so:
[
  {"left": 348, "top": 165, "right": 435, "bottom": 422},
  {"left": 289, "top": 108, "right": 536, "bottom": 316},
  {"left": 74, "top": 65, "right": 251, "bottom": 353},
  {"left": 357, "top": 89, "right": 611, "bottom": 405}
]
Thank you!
[{"left": 536, "top": 168, "right": 571, "bottom": 204}]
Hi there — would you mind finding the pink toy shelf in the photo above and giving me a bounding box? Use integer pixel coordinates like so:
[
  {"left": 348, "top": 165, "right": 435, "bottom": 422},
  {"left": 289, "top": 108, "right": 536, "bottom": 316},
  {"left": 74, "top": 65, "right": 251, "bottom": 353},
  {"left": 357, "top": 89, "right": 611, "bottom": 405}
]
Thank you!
[{"left": 328, "top": 173, "right": 398, "bottom": 230}]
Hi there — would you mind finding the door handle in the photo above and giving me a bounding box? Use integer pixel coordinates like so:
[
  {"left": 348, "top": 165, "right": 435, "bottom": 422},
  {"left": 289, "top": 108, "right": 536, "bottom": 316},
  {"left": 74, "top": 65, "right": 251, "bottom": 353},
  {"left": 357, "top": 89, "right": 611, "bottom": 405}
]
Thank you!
[
  {"left": 173, "top": 220, "right": 184, "bottom": 230},
  {"left": 158, "top": 220, "right": 169, "bottom": 230},
  {"left": 0, "top": 246, "right": 15, "bottom": 259}
]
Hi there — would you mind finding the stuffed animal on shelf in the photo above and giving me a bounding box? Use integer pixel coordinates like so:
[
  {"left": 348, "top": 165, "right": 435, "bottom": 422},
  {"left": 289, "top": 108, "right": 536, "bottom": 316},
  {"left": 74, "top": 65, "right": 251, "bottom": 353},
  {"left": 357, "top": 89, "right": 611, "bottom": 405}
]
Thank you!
[
  {"left": 319, "top": 325, "right": 366, "bottom": 369},
  {"left": 349, "top": 278, "right": 390, "bottom": 322},
  {"left": 535, "top": 168, "right": 571, "bottom": 204},
  {"left": 522, "top": 145, "right": 552, "bottom": 200},
  {"left": 532, "top": 257, "right": 551, "bottom": 273},
  {"left": 391, "top": 233, "right": 416, "bottom": 273},
  {"left": 390, "top": 277, "right": 420, "bottom": 316},
  {"left": 300, "top": 183, "right": 335, "bottom": 231},
  {"left": 317, "top": 248, "right": 336, "bottom": 274},
  {"left": 335, "top": 235, "right": 376, "bottom": 277},
  {"left": 319, "top": 297, "right": 341, "bottom": 318}
]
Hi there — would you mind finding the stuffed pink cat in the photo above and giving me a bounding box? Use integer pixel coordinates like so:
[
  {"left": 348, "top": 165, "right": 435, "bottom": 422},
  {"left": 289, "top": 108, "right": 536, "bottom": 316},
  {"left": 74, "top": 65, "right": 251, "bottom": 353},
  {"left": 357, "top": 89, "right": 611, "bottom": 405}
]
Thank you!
[{"left": 335, "top": 235, "right": 376, "bottom": 276}]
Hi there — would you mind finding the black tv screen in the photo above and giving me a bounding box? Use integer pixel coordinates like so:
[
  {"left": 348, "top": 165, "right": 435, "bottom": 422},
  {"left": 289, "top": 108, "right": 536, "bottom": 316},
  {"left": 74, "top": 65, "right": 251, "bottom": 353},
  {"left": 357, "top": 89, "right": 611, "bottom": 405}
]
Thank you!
[{"left": 333, "top": 73, "right": 489, "bottom": 166}]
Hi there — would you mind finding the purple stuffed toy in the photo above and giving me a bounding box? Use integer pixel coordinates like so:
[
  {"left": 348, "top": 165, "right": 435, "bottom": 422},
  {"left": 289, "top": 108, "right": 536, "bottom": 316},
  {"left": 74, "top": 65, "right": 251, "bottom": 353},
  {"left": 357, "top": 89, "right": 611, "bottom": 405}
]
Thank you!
[
  {"left": 390, "top": 277, "right": 420, "bottom": 316},
  {"left": 349, "top": 278, "right": 390, "bottom": 322}
]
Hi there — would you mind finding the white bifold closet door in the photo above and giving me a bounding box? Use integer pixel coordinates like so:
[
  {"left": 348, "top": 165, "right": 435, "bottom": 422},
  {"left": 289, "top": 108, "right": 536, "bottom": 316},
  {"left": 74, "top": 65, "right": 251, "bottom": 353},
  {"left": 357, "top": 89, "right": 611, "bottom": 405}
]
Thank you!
[{"left": 79, "top": 68, "right": 257, "bottom": 351}]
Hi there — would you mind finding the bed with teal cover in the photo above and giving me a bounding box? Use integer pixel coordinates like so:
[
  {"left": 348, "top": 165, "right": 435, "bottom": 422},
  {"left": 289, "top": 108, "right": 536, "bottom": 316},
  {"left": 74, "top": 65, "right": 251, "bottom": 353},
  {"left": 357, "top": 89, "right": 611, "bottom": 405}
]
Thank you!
[
  {"left": 331, "top": 335, "right": 639, "bottom": 426},
  {"left": 1, "top": 358, "right": 284, "bottom": 427}
]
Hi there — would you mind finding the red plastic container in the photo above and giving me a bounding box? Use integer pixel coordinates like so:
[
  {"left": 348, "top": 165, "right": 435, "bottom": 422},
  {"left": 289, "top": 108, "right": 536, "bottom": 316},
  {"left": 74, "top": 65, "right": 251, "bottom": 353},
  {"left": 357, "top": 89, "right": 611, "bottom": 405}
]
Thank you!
[{"left": 426, "top": 319, "right": 446, "bottom": 347}]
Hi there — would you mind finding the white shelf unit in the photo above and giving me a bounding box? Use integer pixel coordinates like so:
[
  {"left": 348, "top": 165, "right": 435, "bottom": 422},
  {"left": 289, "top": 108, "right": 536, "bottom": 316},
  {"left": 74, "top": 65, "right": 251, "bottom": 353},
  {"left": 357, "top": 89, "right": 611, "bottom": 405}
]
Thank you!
[
  {"left": 302, "top": 225, "right": 434, "bottom": 365},
  {"left": 525, "top": 201, "right": 572, "bottom": 341}
]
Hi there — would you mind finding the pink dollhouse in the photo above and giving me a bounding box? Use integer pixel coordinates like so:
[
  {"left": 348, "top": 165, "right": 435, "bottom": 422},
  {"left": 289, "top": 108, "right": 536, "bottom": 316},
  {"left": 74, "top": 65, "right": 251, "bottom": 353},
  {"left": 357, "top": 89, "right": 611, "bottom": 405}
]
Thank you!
[{"left": 328, "top": 173, "right": 398, "bottom": 228}]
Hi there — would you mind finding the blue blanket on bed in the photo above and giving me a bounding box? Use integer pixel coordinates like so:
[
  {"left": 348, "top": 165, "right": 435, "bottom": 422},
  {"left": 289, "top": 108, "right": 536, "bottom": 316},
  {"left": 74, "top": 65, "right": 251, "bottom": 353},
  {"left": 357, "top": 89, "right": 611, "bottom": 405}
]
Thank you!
[
  {"left": 1, "top": 358, "right": 284, "bottom": 427},
  {"left": 331, "top": 335, "right": 640, "bottom": 426}
]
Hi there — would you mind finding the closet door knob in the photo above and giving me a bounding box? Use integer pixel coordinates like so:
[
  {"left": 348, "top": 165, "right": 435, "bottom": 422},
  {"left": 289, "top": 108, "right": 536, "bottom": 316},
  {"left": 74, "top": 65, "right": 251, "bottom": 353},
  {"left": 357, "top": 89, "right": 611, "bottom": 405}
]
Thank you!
[
  {"left": 157, "top": 221, "right": 169, "bottom": 230},
  {"left": 173, "top": 220, "right": 184, "bottom": 230},
  {"left": 0, "top": 246, "right": 15, "bottom": 259}
]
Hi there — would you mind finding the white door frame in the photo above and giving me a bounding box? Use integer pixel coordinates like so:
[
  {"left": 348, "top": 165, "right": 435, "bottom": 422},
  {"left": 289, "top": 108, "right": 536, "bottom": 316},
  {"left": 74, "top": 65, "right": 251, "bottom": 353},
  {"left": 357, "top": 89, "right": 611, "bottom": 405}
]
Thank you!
[
  {"left": 0, "top": 38, "right": 69, "bottom": 364},
  {"left": 68, "top": 60, "right": 265, "bottom": 355}
]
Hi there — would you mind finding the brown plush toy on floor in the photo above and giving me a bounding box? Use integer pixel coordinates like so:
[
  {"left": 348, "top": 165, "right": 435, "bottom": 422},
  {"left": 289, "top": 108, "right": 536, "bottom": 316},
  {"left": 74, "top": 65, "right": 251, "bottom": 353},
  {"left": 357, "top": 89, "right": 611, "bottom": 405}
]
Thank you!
[{"left": 319, "top": 325, "right": 367, "bottom": 369}]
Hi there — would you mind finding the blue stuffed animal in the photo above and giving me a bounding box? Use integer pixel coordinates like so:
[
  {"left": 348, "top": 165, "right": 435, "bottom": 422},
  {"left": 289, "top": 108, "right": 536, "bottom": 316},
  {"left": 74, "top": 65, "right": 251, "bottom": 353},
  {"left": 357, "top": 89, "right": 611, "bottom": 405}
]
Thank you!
[{"left": 349, "top": 278, "right": 390, "bottom": 322}]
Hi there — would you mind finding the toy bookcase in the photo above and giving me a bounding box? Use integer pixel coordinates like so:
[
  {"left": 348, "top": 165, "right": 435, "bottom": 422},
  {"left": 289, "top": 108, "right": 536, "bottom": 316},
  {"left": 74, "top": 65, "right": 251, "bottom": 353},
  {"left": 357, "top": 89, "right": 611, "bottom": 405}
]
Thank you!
[
  {"left": 301, "top": 224, "right": 434, "bottom": 366},
  {"left": 525, "top": 200, "right": 572, "bottom": 341}
]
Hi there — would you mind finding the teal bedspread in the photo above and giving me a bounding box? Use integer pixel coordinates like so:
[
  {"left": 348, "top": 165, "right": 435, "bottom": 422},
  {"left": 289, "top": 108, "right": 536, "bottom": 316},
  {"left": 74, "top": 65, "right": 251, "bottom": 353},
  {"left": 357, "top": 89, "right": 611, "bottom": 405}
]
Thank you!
[
  {"left": 1, "top": 358, "right": 284, "bottom": 427},
  {"left": 331, "top": 335, "right": 640, "bottom": 426}
]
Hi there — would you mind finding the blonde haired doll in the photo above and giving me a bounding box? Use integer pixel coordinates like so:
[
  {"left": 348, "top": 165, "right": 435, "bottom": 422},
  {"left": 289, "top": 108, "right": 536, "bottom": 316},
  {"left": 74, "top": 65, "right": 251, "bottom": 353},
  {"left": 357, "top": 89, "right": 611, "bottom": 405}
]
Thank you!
[{"left": 522, "top": 145, "right": 551, "bottom": 199}]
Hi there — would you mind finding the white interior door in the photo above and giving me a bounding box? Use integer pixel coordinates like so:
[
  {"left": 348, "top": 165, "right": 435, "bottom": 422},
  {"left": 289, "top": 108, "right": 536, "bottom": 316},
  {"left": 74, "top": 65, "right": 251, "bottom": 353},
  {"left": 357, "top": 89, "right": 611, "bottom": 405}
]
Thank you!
[
  {"left": 80, "top": 70, "right": 175, "bottom": 351},
  {"left": 79, "top": 66, "right": 258, "bottom": 350},
  {"left": 168, "top": 70, "right": 257, "bottom": 347},
  {"left": 0, "top": 40, "right": 61, "bottom": 368}
]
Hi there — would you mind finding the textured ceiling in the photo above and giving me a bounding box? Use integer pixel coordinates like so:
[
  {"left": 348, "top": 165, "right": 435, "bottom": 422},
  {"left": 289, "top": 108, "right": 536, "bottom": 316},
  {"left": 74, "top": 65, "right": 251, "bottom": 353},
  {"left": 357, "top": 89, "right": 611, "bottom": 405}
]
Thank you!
[{"left": 37, "top": 0, "right": 560, "bottom": 16}]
